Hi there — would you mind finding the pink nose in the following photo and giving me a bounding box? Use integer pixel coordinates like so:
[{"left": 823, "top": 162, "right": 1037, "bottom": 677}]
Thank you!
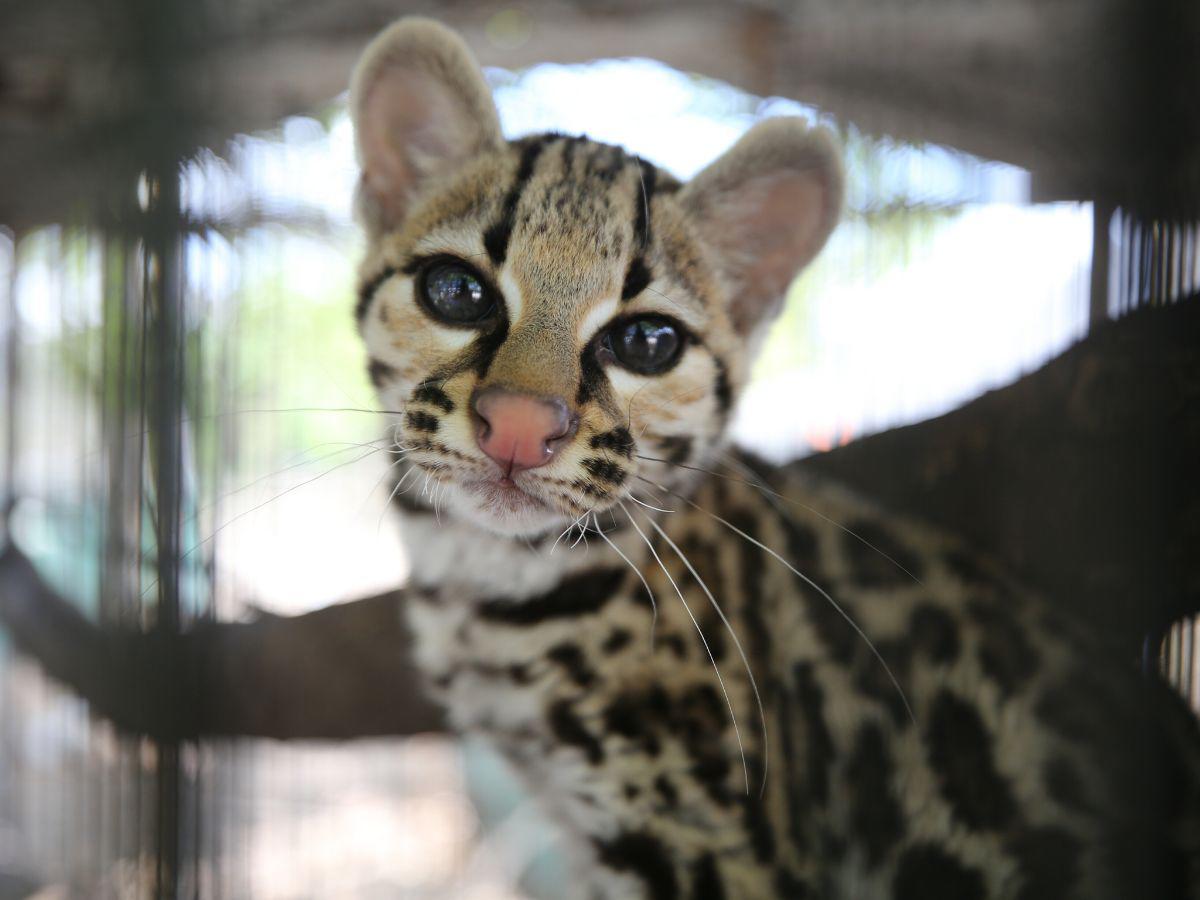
[{"left": 473, "top": 388, "right": 575, "bottom": 475}]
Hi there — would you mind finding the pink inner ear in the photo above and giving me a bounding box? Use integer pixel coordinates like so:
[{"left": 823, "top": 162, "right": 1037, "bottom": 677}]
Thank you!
[
  {"left": 722, "top": 172, "right": 828, "bottom": 333},
  {"left": 359, "top": 69, "right": 464, "bottom": 226}
]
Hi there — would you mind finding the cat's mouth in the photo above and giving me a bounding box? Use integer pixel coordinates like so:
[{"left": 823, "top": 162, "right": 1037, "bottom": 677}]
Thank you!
[
  {"left": 463, "top": 476, "right": 551, "bottom": 515},
  {"left": 406, "top": 452, "right": 623, "bottom": 537},
  {"left": 448, "top": 470, "right": 586, "bottom": 535}
]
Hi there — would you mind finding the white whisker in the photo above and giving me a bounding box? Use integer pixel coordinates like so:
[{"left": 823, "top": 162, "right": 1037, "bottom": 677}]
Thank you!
[
  {"left": 197, "top": 437, "right": 391, "bottom": 527},
  {"left": 641, "top": 475, "right": 916, "bottom": 726},
  {"left": 590, "top": 513, "right": 659, "bottom": 648},
  {"left": 140, "top": 445, "right": 382, "bottom": 601},
  {"left": 626, "top": 490, "right": 675, "bottom": 514},
  {"left": 619, "top": 501, "right": 751, "bottom": 795},
  {"left": 645, "top": 514, "right": 770, "bottom": 797},
  {"left": 361, "top": 442, "right": 417, "bottom": 511},
  {"left": 551, "top": 511, "right": 589, "bottom": 555},
  {"left": 639, "top": 452, "right": 925, "bottom": 587},
  {"left": 718, "top": 452, "right": 925, "bottom": 587},
  {"left": 378, "top": 464, "right": 419, "bottom": 530},
  {"left": 436, "top": 476, "right": 449, "bottom": 521}
]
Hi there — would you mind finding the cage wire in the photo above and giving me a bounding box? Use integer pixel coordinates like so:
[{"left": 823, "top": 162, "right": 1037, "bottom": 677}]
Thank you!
[{"left": 0, "top": 1, "right": 1198, "bottom": 897}]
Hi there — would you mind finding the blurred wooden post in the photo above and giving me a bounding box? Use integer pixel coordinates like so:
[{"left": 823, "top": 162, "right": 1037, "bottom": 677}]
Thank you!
[{"left": 1091, "top": 199, "right": 1113, "bottom": 325}]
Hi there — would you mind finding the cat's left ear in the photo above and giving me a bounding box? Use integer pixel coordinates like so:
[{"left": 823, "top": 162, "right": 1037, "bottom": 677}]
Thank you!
[
  {"left": 679, "top": 118, "right": 843, "bottom": 335},
  {"left": 350, "top": 18, "right": 504, "bottom": 233}
]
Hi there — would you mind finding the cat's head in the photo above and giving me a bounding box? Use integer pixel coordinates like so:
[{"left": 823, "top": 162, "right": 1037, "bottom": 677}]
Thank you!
[{"left": 350, "top": 18, "right": 842, "bottom": 539}]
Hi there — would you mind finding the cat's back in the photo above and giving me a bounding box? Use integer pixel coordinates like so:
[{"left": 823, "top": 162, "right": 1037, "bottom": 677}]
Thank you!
[{"left": 692, "top": 456, "right": 1200, "bottom": 898}]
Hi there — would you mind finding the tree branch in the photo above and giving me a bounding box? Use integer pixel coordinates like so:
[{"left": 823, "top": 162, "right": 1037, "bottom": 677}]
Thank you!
[{"left": 0, "top": 543, "right": 447, "bottom": 739}]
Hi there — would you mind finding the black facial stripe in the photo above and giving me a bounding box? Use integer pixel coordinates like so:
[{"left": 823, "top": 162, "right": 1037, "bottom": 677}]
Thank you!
[
  {"left": 589, "top": 427, "right": 635, "bottom": 459},
  {"left": 367, "top": 359, "right": 397, "bottom": 388},
  {"left": 633, "top": 158, "right": 657, "bottom": 251},
  {"left": 619, "top": 159, "right": 657, "bottom": 303},
  {"left": 404, "top": 439, "right": 474, "bottom": 463},
  {"left": 466, "top": 316, "right": 510, "bottom": 379},
  {"left": 355, "top": 265, "right": 397, "bottom": 324},
  {"left": 421, "top": 307, "right": 510, "bottom": 386},
  {"left": 573, "top": 478, "right": 611, "bottom": 499},
  {"left": 712, "top": 357, "right": 733, "bottom": 416},
  {"left": 562, "top": 134, "right": 584, "bottom": 174},
  {"left": 581, "top": 457, "right": 627, "bottom": 485},
  {"left": 405, "top": 411, "right": 439, "bottom": 434},
  {"left": 483, "top": 134, "right": 556, "bottom": 266},
  {"left": 411, "top": 381, "right": 454, "bottom": 413},
  {"left": 620, "top": 256, "right": 652, "bottom": 301},
  {"left": 577, "top": 340, "right": 614, "bottom": 408}
]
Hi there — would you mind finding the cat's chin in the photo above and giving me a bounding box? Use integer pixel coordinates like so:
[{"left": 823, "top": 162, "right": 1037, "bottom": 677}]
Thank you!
[{"left": 444, "top": 477, "right": 578, "bottom": 539}]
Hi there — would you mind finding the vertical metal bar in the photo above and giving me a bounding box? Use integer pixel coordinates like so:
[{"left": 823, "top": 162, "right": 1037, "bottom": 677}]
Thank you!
[
  {"left": 1188, "top": 223, "right": 1197, "bottom": 296},
  {"left": 1125, "top": 214, "right": 1137, "bottom": 315},
  {"left": 1089, "top": 199, "right": 1112, "bottom": 327},
  {"left": 1140, "top": 221, "right": 1153, "bottom": 308},
  {"left": 1185, "top": 619, "right": 1195, "bottom": 710},
  {"left": 1191, "top": 618, "right": 1200, "bottom": 709},
  {"left": 121, "top": 0, "right": 210, "bottom": 885},
  {"left": 1165, "top": 220, "right": 1177, "bottom": 302},
  {"left": 1184, "top": 222, "right": 1194, "bottom": 297},
  {"left": 1, "top": 229, "right": 17, "bottom": 542},
  {"left": 145, "top": 168, "right": 184, "bottom": 898},
  {"left": 0, "top": 230, "right": 22, "bottom": 885}
]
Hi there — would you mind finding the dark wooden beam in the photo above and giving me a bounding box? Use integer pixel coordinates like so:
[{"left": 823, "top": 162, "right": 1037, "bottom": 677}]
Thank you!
[
  {"left": 802, "top": 298, "right": 1200, "bottom": 660},
  {"left": 2, "top": 0, "right": 1197, "bottom": 229}
]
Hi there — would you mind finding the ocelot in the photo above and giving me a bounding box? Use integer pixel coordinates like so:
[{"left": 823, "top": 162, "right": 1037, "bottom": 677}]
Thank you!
[{"left": 349, "top": 18, "right": 1200, "bottom": 899}]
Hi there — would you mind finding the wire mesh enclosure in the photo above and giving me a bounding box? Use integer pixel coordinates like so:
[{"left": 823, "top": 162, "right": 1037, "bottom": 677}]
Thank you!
[{"left": 0, "top": 0, "right": 1198, "bottom": 897}]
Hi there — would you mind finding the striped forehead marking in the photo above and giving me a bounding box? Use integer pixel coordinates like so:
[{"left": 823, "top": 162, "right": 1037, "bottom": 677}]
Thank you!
[{"left": 483, "top": 134, "right": 557, "bottom": 267}]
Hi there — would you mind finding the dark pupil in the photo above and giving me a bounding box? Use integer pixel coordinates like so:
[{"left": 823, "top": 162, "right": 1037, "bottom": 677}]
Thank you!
[
  {"left": 425, "top": 264, "right": 489, "bottom": 322},
  {"left": 617, "top": 319, "right": 680, "bottom": 372}
]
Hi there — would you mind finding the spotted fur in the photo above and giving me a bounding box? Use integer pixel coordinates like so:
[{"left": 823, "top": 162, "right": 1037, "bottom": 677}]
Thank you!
[{"left": 350, "top": 18, "right": 1200, "bottom": 898}]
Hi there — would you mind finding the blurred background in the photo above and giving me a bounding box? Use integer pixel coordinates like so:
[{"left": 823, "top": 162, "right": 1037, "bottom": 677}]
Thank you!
[{"left": 0, "top": 0, "right": 1197, "bottom": 897}]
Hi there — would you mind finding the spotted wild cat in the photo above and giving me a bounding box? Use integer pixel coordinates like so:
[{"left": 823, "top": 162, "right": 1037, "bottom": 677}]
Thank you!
[{"left": 348, "top": 18, "right": 1200, "bottom": 899}]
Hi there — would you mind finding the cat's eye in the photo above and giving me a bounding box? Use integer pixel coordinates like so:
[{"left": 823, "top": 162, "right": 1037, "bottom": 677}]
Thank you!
[
  {"left": 606, "top": 316, "right": 685, "bottom": 375},
  {"left": 418, "top": 260, "right": 495, "bottom": 324}
]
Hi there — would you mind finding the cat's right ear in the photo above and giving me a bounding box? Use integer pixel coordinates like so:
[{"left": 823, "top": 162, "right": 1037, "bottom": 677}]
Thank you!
[{"left": 350, "top": 18, "right": 503, "bottom": 233}]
